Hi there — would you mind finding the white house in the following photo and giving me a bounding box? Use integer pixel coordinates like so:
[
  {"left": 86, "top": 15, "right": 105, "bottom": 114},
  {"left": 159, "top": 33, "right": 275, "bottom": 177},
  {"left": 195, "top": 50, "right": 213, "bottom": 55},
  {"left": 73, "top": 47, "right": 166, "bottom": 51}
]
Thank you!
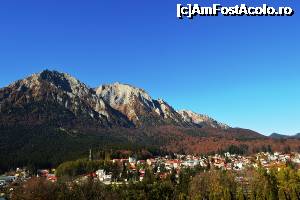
[{"left": 96, "top": 169, "right": 112, "bottom": 183}]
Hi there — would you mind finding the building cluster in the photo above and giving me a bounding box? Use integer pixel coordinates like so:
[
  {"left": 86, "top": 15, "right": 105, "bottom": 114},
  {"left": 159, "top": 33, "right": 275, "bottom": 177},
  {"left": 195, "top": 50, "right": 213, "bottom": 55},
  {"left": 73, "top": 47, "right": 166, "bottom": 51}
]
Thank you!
[
  {"left": 1, "top": 152, "right": 300, "bottom": 188},
  {"left": 76, "top": 152, "right": 300, "bottom": 184},
  {"left": 254, "top": 152, "right": 300, "bottom": 171}
]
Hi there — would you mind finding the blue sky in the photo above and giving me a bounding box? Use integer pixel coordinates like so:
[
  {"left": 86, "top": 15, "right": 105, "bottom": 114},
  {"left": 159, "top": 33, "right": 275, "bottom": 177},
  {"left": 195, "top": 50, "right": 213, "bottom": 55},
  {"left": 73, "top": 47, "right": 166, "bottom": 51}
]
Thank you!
[{"left": 0, "top": 0, "right": 299, "bottom": 135}]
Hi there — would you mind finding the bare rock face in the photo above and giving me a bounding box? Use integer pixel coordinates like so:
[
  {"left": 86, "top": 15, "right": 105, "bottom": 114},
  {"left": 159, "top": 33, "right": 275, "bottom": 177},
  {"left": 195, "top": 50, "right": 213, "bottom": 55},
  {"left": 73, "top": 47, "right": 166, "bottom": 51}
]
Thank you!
[
  {"left": 95, "top": 82, "right": 185, "bottom": 127},
  {"left": 178, "top": 110, "right": 229, "bottom": 129}
]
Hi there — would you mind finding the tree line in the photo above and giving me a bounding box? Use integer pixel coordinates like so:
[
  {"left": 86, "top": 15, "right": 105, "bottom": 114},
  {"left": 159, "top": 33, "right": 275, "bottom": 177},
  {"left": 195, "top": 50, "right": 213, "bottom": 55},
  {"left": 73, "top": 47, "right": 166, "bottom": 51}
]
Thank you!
[{"left": 9, "top": 165, "right": 300, "bottom": 200}]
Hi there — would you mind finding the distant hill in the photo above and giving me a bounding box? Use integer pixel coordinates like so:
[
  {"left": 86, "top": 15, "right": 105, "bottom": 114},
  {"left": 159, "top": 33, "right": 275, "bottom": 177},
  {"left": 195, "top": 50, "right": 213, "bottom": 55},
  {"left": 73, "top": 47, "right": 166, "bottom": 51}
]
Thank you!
[
  {"left": 269, "top": 133, "right": 300, "bottom": 139},
  {"left": 269, "top": 133, "right": 290, "bottom": 139}
]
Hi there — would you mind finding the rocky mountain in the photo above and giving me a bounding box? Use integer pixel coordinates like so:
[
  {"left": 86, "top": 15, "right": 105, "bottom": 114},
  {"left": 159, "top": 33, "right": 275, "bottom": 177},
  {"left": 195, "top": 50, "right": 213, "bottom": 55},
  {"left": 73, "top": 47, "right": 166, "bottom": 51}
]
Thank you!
[
  {"left": 0, "top": 70, "right": 132, "bottom": 128},
  {"left": 95, "top": 83, "right": 230, "bottom": 128},
  {"left": 178, "top": 110, "right": 229, "bottom": 129},
  {"left": 0, "top": 70, "right": 231, "bottom": 129},
  {"left": 96, "top": 83, "right": 188, "bottom": 127},
  {"left": 2, "top": 70, "right": 299, "bottom": 173}
]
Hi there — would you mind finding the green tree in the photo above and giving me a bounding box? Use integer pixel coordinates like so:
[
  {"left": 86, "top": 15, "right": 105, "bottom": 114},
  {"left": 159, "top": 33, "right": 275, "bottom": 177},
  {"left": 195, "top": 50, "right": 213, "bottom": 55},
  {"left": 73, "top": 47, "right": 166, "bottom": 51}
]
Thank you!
[{"left": 277, "top": 167, "right": 300, "bottom": 200}]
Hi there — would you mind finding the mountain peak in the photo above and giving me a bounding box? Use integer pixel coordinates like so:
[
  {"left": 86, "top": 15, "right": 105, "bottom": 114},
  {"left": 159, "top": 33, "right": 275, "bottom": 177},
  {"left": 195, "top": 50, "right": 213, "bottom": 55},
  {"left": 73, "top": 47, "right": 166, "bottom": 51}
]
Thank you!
[
  {"left": 38, "top": 70, "right": 91, "bottom": 95},
  {"left": 96, "top": 83, "right": 185, "bottom": 126},
  {"left": 6, "top": 69, "right": 85, "bottom": 95},
  {"left": 102, "top": 82, "right": 150, "bottom": 97},
  {"left": 96, "top": 82, "right": 154, "bottom": 109},
  {"left": 39, "top": 70, "right": 74, "bottom": 93}
]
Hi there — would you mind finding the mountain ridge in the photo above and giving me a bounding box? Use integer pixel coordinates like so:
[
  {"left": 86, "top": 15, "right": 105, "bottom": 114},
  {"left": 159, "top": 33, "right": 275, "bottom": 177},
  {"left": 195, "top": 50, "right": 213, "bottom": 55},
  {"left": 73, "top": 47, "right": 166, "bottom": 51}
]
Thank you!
[
  {"left": 1, "top": 69, "right": 300, "bottom": 172},
  {"left": 0, "top": 70, "right": 133, "bottom": 128},
  {"left": 1, "top": 70, "right": 229, "bottom": 129}
]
